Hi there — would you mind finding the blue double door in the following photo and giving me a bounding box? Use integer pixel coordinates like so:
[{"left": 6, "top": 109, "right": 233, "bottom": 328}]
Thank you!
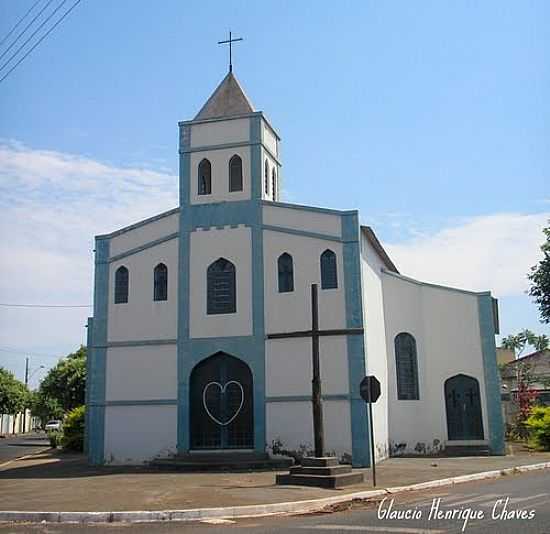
[{"left": 445, "top": 374, "right": 484, "bottom": 441}]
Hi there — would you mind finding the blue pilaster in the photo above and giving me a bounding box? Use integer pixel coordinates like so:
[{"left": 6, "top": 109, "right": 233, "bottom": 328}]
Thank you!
[{"left": 342, "top": 212, "right": 370, "bottom": 467}]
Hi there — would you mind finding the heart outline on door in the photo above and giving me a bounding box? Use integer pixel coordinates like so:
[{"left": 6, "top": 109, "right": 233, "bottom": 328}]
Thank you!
[{"left": 202, "top": 380, "right": 244, "bottom": 426}]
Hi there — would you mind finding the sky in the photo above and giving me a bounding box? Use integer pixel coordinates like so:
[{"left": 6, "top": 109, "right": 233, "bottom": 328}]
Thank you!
[{"left": 0, "top": 0, "right": 548, "bottom": 387}]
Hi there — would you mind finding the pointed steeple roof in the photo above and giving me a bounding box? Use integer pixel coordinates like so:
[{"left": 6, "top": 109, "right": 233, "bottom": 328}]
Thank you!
[{"left": 194, "top": 71, "right": 255, "bottom": 121}]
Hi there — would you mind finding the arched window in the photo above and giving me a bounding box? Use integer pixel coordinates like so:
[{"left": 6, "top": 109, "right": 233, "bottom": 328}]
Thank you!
[
  {"left": 395, "top": 333, "right": 419, "bottom": 400},
  {"left": 114, "top": 266, "right": 129, "bottom": 304},
  {"left": 320, "top": 249, "right": 338, "bottom": 289},
  {"left": 198, "top": 158, "right": 211, "bottom": 195},
  {"left": 153, "top": 263, "right": 168, "bottom": 301},
  {"left": 229, "top": 155, "right": 243, "bottom": 192},
  {"left": 264, "top": 159, "right": 269, "bottom": 196},
  {"left": 272, "top": 167, "right": 277, "bottom": 201},
  {"left": 207, "top": 258, "right": 236, "bottom": 315},
  {"left": 277, "top": 253, "right": 294, "bottom": 293}
]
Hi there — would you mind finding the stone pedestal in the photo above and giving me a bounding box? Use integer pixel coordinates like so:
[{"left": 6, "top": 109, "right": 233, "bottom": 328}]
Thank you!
[{"left": 276, "top": 457, "right": 364, "bottom": 488}]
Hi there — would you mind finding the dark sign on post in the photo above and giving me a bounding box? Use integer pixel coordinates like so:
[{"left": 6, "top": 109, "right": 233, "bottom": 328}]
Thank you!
[{"left": 360, "top": 375, "right": 381, "bottom": 487}]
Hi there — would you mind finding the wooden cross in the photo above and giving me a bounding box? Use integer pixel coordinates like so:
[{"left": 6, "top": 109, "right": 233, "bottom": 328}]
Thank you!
[
  {"left": 218, "top": 31, "right": 243, "bottom": 73},
  {"left": 267, "top": 284, "right": 364, "bottom": 457}
]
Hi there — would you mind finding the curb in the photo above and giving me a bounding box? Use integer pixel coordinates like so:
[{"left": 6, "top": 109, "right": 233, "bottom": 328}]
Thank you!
[{"left": 1, "top": 461, "right": 549, "bottom": 524}]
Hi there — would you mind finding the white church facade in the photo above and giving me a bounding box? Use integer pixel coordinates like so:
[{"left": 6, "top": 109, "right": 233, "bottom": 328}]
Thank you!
[{"left": 86, "top": 72, "right": 505, "bottom": 466}]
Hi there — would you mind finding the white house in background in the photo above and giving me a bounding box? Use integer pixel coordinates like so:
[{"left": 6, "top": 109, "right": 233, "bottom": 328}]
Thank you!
[{"left": 86, "top": 70, "right": 505, "bottom": 465}]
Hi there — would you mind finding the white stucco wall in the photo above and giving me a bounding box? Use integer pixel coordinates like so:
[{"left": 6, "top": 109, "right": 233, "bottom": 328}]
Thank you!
[
  {"left": 104, "top": 405, "right": 177, "bottom": 464},
  {"left": 190, "top": 117, "right": 249, "bottom": 148},
  {"left": 263, "top": 205, "right": 342, "bottom": 237},
  {"left": 261, "top": 148, "right": 280, "bottom": 201},
  {"left": 360, "top": 232, "right": 390, "bottom": 461},
  {"left": 261, "top": 120, "right": 278, "bottom": 157},
  {"left": 189, "top": 225, "right": 252, "bottom": 338},
  {"left": 105, "top": 345, "right": 177, "bottom": 402},
  {"left": 109, "top": 211, "right": 179, "bottom": 258},
  {"left": 190, "top": 146, "right": 251, "bottom": 204},
  {"left": 263, "top": 229, "right": 346, "bottom": 333},
  {"left": 266, "top": 400, "right": 352, "bottom": 460},
  {"left": 108, "top": 238, "right": 178, "bottom": 342},
  {"left": 382, "top": 272, "right": 489, "bottom": 455}
]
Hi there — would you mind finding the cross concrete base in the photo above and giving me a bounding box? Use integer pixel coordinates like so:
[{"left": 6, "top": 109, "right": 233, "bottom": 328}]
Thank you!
[{"left": 275, "top": 457, "right": 364, "bottom": 488}]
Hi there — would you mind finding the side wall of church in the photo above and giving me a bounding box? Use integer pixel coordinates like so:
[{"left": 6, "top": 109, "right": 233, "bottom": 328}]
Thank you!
[
  {"left": 90, "top": 211, "right": 180, "bottom": 464},
  {"left": 360, "top": 233, "right": 390, "bottom": 462},
  {"left": 262, "top": 205, "right": 353, "bottom": 460},
  {"left": 382, "top": 272, "right": 491, "bottom": 456}
]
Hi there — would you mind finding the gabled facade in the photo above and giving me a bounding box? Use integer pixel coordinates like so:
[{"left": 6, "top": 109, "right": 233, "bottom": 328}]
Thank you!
[{"left": 86, "top": 72, "right": 505, "bottom": 465}]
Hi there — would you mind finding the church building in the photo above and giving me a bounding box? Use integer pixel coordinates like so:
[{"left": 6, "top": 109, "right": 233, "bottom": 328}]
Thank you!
[{"left": 86, "top": 70, "right": 505, "bottom": 466}]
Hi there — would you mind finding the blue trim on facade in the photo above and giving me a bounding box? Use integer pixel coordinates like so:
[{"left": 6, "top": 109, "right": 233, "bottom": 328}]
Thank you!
[
  {"left": 264, "top": 200, "right": 356, "bottom": 216},
  {"left": 101, "top": 339, "right": 177, "bottom": 348},
  {"left": 342, "top": 212, "right": 370, "bottom": 467},
  {"left": 87, "top": 237, "right": 109, "bottom": 465},
  {"left": 262, "top": 224, "right": 342, "bottom": 243},
  {"left": 478, "top": 294, "right": 505, "bottom": 455},
  {"left": 108, "top": 233, "right": 179, "bottom": 263},
  {"left": 176, "top": 114, "right": 266, "bottom": 455},
  {"left": 90, "top": 399, "right": 178, "bottom": 407},
  {"left": 266, "top": 394, "right": 350, "bottom": 402}
]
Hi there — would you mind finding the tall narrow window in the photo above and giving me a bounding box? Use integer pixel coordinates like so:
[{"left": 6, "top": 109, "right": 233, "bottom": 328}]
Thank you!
[
  {"left": 153, "top": 263, "right": 168, "bottom": 301},
  {"left": 198, "top": 158, "right": 211, "bottom": 195},
  {"left": 320, "top": 249, "right": 338, "bottom": 289},
  {"left": 114, "top": 266, "right": 129, "bottom": 304},
  {"left": 229, "top": 155, "right": 243, "bottom": 192},
  {"left": 272, "top": 168, "right": 277, "bottom": 201},
  {"left": 395, "top": 333, "right": 419, "bottom": 400},
  {"left": 277, "top": 253, "right": 294, "bottom": 293},
  {"left": 264, "top": 159, "right": 269, "bottom": 196},
  {"left": 207, "top": 258, "right": 236, "bottom": 314}
]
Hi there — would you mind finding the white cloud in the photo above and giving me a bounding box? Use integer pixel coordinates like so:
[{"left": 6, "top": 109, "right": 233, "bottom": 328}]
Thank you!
[
  {"left": 385, "top": 213, "right": 549, "bottom": 297},
  {"left": 0, "top": 141, "right": 178, "bottom": 361}
]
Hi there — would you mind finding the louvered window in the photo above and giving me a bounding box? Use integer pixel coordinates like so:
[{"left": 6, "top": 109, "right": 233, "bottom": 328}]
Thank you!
[
  {"left": 272, "top": 168, "right": 277, "bottom": 201},
  {"left": 264, "top": 159, "right": 269, "bottom": 196},
  {"left": 320, "top": 249, "right": 338, "bottom": 289},
  {"left": 395, "top": 333, "right": 419, "bottom": 400},
  {"left": 198, "top": 158, "right": 211, "bottom": 195},
  {"left": 153, "top": 263, "right": 168, "bottom": 301},
  {"left": 207, "top": 258, "right": 236, "bottom": 314},
  {"left": 229, "top": 155, "right": 243, "bottom": 192},
  {"left": 277, "top": 253, "right": 294, "bottom": 293},
  {"left": 114, "top": 266, "right": 129, "bottom": 304}
]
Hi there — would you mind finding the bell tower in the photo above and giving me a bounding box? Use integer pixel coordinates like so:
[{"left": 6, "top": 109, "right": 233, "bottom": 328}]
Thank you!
[{"left": 178, "top": 71, "right": 281, "bottom": 207}]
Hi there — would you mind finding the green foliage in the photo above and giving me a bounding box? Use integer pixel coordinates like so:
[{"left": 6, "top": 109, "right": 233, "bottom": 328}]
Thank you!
[
  {"left": 0, "top": 367, "right": 29, "bottom": 418},
  {"left": 525, "top": 406, "right": 550, "bottom": 451},
  {"left": 528, "top": 222, "right": 550, "bottom": 324},
  {"left": 501, "top": 329, "right": 549, "bottom": 357},
  {"left": 47, "top": 430, "right": 62, "bottom": 448},
  {"left": 40, "top": 346, "right": 86, "bottom": 413},
  {"left": 61, "top": 405, "right": 85, "bottom": 452},
  {"left": 30, "top": 390, "right": 64, "bottom": 426}
]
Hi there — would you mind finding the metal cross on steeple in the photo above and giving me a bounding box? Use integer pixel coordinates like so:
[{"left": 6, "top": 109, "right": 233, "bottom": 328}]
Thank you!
[{"left": 218, "top": 31, "right": 243, "bottom": 73}]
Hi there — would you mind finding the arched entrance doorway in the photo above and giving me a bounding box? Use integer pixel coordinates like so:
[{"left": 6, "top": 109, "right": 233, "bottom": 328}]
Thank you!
[
  {"left": 445, "top": 374, "right": 484, "bottom": 441},
  {"left": 190, "top": 352, "right": 254, "bottom": 449}
]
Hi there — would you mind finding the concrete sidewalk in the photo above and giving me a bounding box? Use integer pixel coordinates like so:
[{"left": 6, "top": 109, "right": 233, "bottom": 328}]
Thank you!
[{"left": 1, "top": 443, "right": 549, "bottom": 513}]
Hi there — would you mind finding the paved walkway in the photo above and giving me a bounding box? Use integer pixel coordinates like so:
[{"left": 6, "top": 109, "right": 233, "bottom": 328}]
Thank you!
[{"left": 1, "top": 443, "right": 549, "bottom": 512}]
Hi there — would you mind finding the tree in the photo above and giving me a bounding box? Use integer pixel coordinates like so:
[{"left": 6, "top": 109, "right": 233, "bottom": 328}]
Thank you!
[
  {"left": 501, "top": 329, "right": 549, "bottom": 358},
  {"left": 39, "top": 346, "right": 86, "bottom": 413},
  {"left": 0, "top": 368, "right": 29, "bottom": 433},
  {"left": 528, "top": 221, "right": 550, "bottom": 324},
  {"left": 29, "top": 390, "right": 64, "bottom": 426}
]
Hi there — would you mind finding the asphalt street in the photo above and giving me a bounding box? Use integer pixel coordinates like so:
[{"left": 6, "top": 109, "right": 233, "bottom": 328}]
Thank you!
[
  {"left": 0, "top": 433, "right": 49, "bottom": 465},
  {"left": 1, "top": 469, "right": 549, "bottom": 533}
]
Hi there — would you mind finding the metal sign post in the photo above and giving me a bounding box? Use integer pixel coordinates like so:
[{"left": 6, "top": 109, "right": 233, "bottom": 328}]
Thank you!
[{"left": 360, "top": 375, "right": 381, "bottom": 487}]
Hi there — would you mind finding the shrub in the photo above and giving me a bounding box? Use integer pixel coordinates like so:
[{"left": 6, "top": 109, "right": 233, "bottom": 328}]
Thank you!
[
  {"left": 525, "top": 406, "right": 550, "bottom": 451},
  {"left": 61, "top": 405, "right": 85, "bottom": 452},
  {"left": 47, "top": 430, "right": 61, "bottom": 448}
]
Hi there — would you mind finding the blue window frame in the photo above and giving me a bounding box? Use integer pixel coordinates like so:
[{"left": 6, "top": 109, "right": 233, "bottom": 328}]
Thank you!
[
  {"left": 198, "top": 158, "right": 211, "bottom": 195},
  {"left": 153, "top": 263, "right": 168, "bottom": 301},
  {"left": 229, "top": 155, "right": 243, "bottom": 192},
  {"left": 207, "top": 258, "right": 236, "bottom": 314},
  {"left": 114, "top": 266, "right": 129, "bottom": 304},
  {"left": 277, "top": 253, "right": 294, "bottom": 293},
  {"left": 395, "top": 333, "right": 419, "bottom": 400},
  {"left": 320, "top": 249, "right": 338, "bottom": 289}
]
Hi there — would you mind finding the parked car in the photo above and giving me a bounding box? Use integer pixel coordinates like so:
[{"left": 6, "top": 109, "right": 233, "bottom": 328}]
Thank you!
[{"left": 45, "top": 420, "right": 62, "bottom": 431}]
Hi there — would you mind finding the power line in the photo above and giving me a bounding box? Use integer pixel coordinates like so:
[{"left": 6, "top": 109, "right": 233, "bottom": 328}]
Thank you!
[
  {"left": 0, "top": 0, "right": 57, "bottom": 63},
  {"left": 0, "top": 303, "right": 91, "bottom": 308},
  {"left": 0, "top": 0, "right": 69, "bottom": 72},
  {"left": 0, "top": 0, "right": 83, "bottom": 85},
  {"left": 0, "top": 347, "right": 61, "bottom": 359},
  {"left": 0, "top": 0, "right": 42, "bottom": 49}
]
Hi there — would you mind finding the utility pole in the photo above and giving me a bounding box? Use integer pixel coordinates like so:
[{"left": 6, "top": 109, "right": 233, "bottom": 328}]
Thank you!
[{"left": 22, "top": 357, "right": 29, "bottom": 433}]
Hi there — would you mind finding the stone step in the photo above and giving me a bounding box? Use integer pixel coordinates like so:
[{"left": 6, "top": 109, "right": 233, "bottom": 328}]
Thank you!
[
  {"left": 444, "top": 445, "right": 490, "bottom": 457},
  {"left": 151, "top": 453, "right": 293, "bottom": 472},
  {"left": 301, "top": 456, "right": 339, "bottom": 468},
  {"left": 289, "top": 465, "right": 352, "bottom": 476},
  {"left": 276, "top": 471, "right": 364, "bottom": 489}
]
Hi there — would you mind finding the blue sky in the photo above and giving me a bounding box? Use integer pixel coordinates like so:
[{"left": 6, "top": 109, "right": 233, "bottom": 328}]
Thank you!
[{"left": 0, "top": 0, "right": 549, "bottom": 384}]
